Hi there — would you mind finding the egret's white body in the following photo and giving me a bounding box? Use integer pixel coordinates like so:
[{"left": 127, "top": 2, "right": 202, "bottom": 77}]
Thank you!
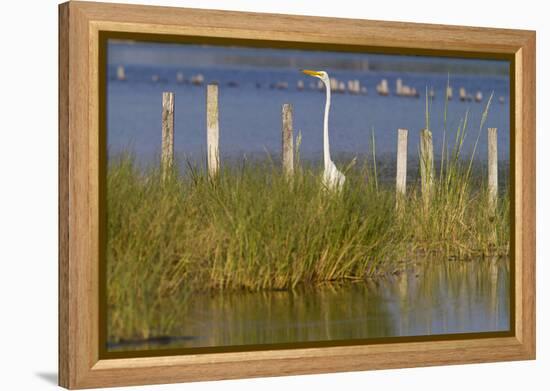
[{"left": 303, "top": 70, "right": 345, "bottom": 191}]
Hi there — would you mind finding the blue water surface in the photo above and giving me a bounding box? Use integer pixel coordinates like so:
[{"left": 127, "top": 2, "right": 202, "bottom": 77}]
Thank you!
[{"left": 107, "top": 42, "right": 510, "bottom": 168}]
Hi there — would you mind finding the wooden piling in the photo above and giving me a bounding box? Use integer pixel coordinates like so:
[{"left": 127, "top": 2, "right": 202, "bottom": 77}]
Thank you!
[
  {"left": 459, "top": 87, "right": 467, "bottom": 101},
  {"left": 282, "top": 103, "right": 294, "bottom": 177},
  {"left": 116, "top": 65, "right": 126, "bottom": 81},
  {"left": 207, "top": 84, "right": 220, "bottom": 177},
  {"left": 396, "top": 129, "right": 408, "bottom": 207},
  {"left": 420, "top": 129, "right": 434, "bottom": 206},
  {"left": 161, "top": 91, "right": 175, "bottom": 180},
  {"left": 446, "top": 86, "right": 453, "bottom": 100},
  {"left": 488, "top": 127, "right": 498, "bottom": 212}
]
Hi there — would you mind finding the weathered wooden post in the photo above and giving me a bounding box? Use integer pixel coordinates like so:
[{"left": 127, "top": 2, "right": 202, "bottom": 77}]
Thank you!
[
  {"left": 488, "top": 127, "right": 498, "bottom": 212},
  {"left": 396, "top": 128, "right": 408, "bottom": 209},
  {"left": 161, "top": 91, "right": 175, "bottom": 181},
  {"left": 207, "top": 84, "right": 220, "bottom": 177},
  {"left": 282, "top": 103, "right": 294, "bottom": 177},
  {"left": 420, "top": 129, "right": 434, "bottom": 207}
]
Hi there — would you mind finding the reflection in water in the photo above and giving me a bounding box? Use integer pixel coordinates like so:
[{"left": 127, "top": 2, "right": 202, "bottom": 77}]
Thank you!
[{"left": 108, "top": 257, "right": 509, "bottom": 351}]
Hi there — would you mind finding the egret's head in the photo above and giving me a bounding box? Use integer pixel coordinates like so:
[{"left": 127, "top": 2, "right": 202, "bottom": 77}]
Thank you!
[{"left": 302, "top": 69, "right": 329, "bottom": 82}]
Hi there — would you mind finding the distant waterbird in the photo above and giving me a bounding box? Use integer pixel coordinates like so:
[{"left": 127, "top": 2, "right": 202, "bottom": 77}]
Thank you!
[
  {"left": 302, "top": 69, "right": 345, "bottom": 191},
  {"left": 459, "top": 87, "right": 474, "bottom": 102},
  {"left": 475, "top": 91, "right": 483, "bottom": 102},
  {"left": 446, "top": 86, "right": 453, "bottom": 100},
  {"left": 347, "top": 79, "right": 361, "bottom": 95},
  {"left": 395, "top": 78, "right": 419, "bottom": 97},
  {"left": 338, "top": 81, "right": 346, "bottom": 93},
  {"left": 270, "top": 81, "right": 288, "bottom": 90},
  {"left": 191, "top": 74, "right": 204, "bottom": 85},
  {"left": 459, "top": 87, "right": 467, "bottom": 101},
  {"left": 276, "top": 81, "right": 289, "bottom": 90}
]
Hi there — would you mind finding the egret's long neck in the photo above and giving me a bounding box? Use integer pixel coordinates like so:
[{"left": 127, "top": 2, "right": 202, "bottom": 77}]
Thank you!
[{"left": 323, "top": 79, "right": 331, "bottom": 168}]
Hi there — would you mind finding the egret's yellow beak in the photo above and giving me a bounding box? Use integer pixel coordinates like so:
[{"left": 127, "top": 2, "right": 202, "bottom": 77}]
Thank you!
[{"left": 301, "top": 69, "right": 322, "bottom": 77}]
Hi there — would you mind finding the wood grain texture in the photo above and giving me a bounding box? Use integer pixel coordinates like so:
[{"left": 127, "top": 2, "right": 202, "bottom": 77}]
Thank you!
[
  {"left": 58, "top": 1, "right": 536, "bottom": 389},
  {"left": 282, "top": 103, "right": 294, "bottom": 177},
  {"left": 70, "top": 1, "right": 532, "bottom": 54},
  {"left": 396, "top": 128, "right": 408, "bottom": 196},
  {"left": 395, "top": 128, "right": 408, "bottom": 214},
  {"left": 161, "top": 91, "right": 175, "bottom": 178},
  {"left": 517, "top": 33, "right": 536, "bottom": 356},
  {"left": 58, "top": 3, "right": 70, "bottom": 387},
  {"left": 420, "top": 129, "right": 434, "bottom": 206},
  {"left": 206, "top": 84, "right": 220, "bottom": 177}
]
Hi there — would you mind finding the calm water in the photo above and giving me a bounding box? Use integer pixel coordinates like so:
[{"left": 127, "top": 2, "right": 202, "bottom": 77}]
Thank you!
[
  {"left": 106, "top": 63, "right": 510, "bottom": 167},
  {"left": 108, "top": 257, "right": 510, "bottom": 351}
]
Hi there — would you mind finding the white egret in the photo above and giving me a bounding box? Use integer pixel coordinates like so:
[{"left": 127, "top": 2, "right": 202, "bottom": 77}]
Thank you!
[{"left": 302, "top": 69, "right": 345, "bottom": 191}]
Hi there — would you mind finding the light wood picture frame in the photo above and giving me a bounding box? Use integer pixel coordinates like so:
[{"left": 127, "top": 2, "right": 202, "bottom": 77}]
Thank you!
[{"left": 59, "top": 1, "right": 536, "bottom": 389}]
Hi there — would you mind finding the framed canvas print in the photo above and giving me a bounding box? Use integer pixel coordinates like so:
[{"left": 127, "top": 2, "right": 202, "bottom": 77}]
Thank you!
[{"left": 58, "top": 1, "right": 536, "bottom": 389}]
